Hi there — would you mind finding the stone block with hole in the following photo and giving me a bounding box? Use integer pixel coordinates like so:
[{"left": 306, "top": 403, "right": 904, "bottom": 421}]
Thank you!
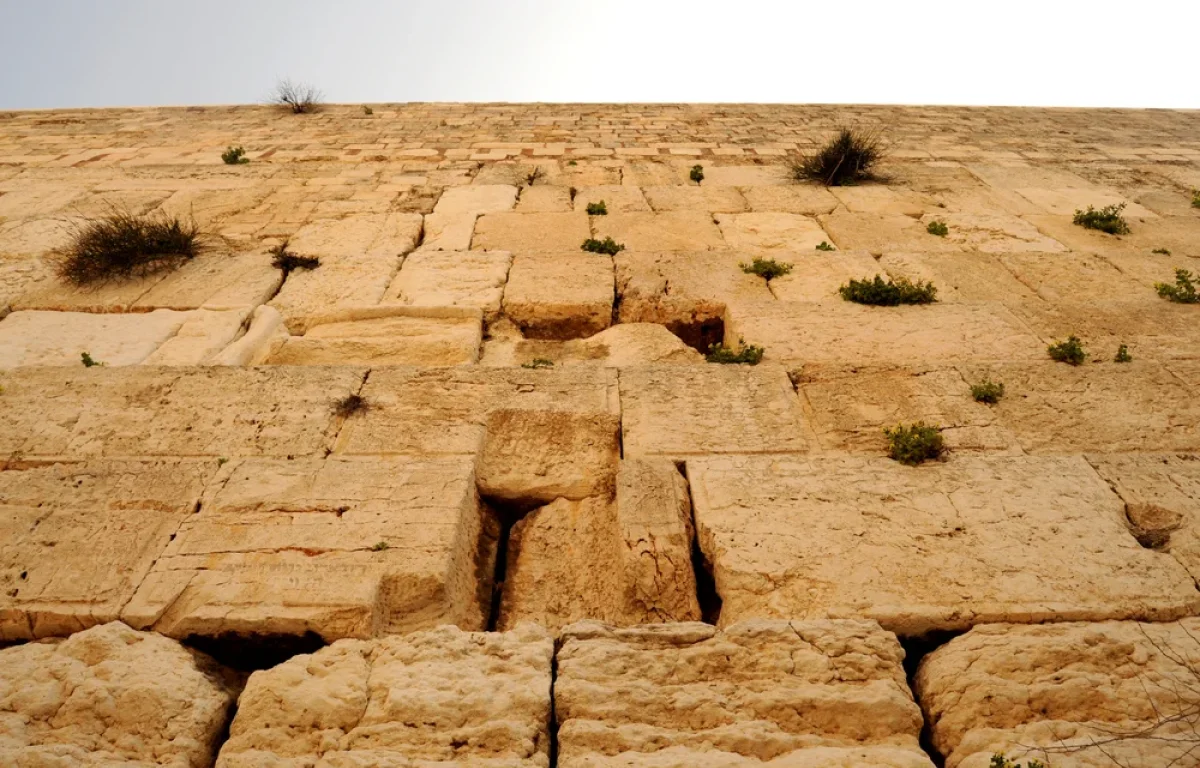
[
  {"left": 383, "top": 250, "right": 511, "bottom": 320},
  {"left": 480, "top": 323, "right": 704, "bottom": 369},
  {"left": 502, "top": 252, "right": 613, "bottom": 339}
]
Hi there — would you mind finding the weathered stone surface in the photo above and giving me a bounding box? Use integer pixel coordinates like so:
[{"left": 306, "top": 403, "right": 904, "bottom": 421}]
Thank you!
[
  {"left": 917, "top": 212, "right": 1066, "bottom": 253},
  {"left": 142, "top": 308, "right": 252, "bottom": 366},
  {"left": 0, "top": 308, "right": 191, "bottom": 368},
  {"left": 593, "top": 212, "right": 726, "bottom": 251},
  {"left": 915, "top": 620, "right": 1200, "bottom": 768},
  {"left": 819, "top": 210, "right": 963, "bottom": 255},
  {"left": 0, "top": 621, "right": 240, "bottom": 767},
  {"left": 13, "top": 269, "right": 168, "bottom": 313},
  {"left": 998, "top": 252, "right": 1150, "bottom": 304},
  {"left": 286, "top": 212, "right": 423, "bottom": 257},
  {"left": 572, "top": 185, "right": 651, "bottom": 212},
  {"left": 268, "top": 252, "right": 403, "bottom": 334},
  {"left": 481, "top": 323, "right": 704, "bottom": 368},
  {"left": 1006, "top": 300, "right": 1200, "bottom": 361},
  {"left": 0, "top": 255, "right": 52, "bottom": 308},
  {"left": 417, "top": 212, "right": 476, "bottom": 251},
  {"left": 516, "top": 185, "right": 572, "bottom": 212},
  {"left": 765, "top": 249, "right": 881, "bottom": 302},
  {"left": 132, "top": 251, "right": 282, "bottom": 310},
  {"left": 433, "top": 184, "right": 519, "bottom": 215},
  {"left": 556, "top": 619, "right": 934, "bottom": 768},
  {"left": 0, "top": 460, "right": 213, "bottom": 641},
  {"left": 877, "top": 251, "right": 1039, "bottom": 303},
  {"left": 742, "top": 184, "right": 839, "bottom": 215},
  {"left": 207, "top": 305, "right": 287, "bottom": 366},
  {"left": 688, "top": 455, "right": 1200, "bottom": 635},
  {"left": 715, "top": 212, "right": 831, "bottom": 254},
  {"left": 643, "top": 185, "right": 748, "bottom": 213},
  {"left": 502, "top": 252, "right": 613, "bottom": 339},
  {"left": 619, "top": 366, "right": 811, "bottom": 459},
  {"left": 830, "top": 185, "right": 929, "bottom": 216},
  {"left": 473, "top": 212, "right": 591, "bottom": 252},
  {"left": 266, "top": 314, "right": 482, "bottom": 366},
  {"left": 216, "top": 623, "right": 553, "bottom": 768},
  {"left": 124, "top": 456, "right": 496, "bottom": 640}
]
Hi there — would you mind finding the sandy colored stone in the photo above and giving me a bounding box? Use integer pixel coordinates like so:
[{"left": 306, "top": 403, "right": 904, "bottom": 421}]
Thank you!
[
  {"left": 268, "top": 252, "right": 402, "bottom": 334},
  {"left": 0, "top": 255, "right": 52, "bottom": 308},
  {"left": 830, "top": 185, "right": 929, "bottom": 216},
  {"left": 502, "top": 252, "right": 613, "bottom": 339},
  {"left": 0, "top": 366, "right": 363, "bottom": 460},
  {"left": 0, "top": 460, "right": 213, "bottom": 640},
  {"left": 13, "top": 269, "right": 169, "bottom": 312},
  {"left": 556, "top": 619, "right": 934, "bottom": 768},
  {"left": 572, "top": 185, "right": 650, "bottom": 212},
  {"left": 688, "top": 454, "right": 1200, "bottom": 635},
  {"left": 877, "top": 251, "right": 1039, "bottom": 303},
  {"left": 918, "top": 212, "right": 1067, "bottom": 253},
  {"left": 133, "top": 251, "right": 282, "bottom": 310},
  {"left": 481, "top": 323, "right": 704, "bottom": 368},
  {"left": 383, "top": 249, "right": 511, "bottom": 320},
  {"left": 336, "top": 367, "right": 619, "bottom": 457},
  {"left": 592, "top": 212, "right": 726, "bottom": 251},
  {"left": 516, "top": 185, "right": 572, "bottom": 212},
  {"left": 742, "top": 184, "right": 840, "bottom": 215},
  {"left": 477, "top": 409, "right": 620, "bottom": 503},
  {"left": 1007, "top": 299, "right": 1200, "bottom": 361},
  {"left": 266, "top": 314, "right": 482, "bottom": 366},
  {"left": 124, "top": 456, "right": 497, "bottom": 640},
  {"left": 433, "top": 184, "right": 519, "bottom": 215},
  {"left": 0, "top": 308, "right": 191, "bottom": 368},
  {"left": 703, "top": 164, "right": 790, "bottom": 186},
  {"left": 819, "top": 209, "right": 963, "bottom": 255},
  {"left": 0, "top": 621, "right": 240, "bottom": 767},
  {"left": 764, "top": 249, "right": 881, "bottom": 302},
  {"left": 643, "top": 185, "right": 748, "bottom": 213},
  {"left": 0, "top": 185, "right": 87, "bottom": 219},
  {"left": 473, "top": 212, "right": 591, "bottom": 252},
  {"left": 619, "top": 365, "right": 811, "bottom": 459},
  {"left": 915, "top": 620, "right": 1200, "bottom": 768},
  {"left": 997, "top": 252, "right": 1151, "bottom": 304},
  {"left": 414, "top": 212, "right": 476, "bottom": 251},
  {"left": 143, "top": 308, "right": 252, "bottom": 366},
  {"left": 1023, "top": 213, "right": 1200, "bottom": 261},
  {"left": 286, "top": 212, "right": 423, "bottom": 257},
  {"left": 0, "top": 217, "right": 79, "bottom": 260},
  {"left": 216, "top": 623, "right": 553, "bottom": 768},
  {"left": 1015, "top": 186, "right": 1157, "bottom": 218},
  {"left": 207, "top": 305, "right": 287, "bottom": 366},
  {"left": 715, "top": 212, "right": 832, "bottom": 254}
]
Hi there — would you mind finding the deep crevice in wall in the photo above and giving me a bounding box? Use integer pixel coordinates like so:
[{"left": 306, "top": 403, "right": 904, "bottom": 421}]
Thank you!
[
  {"left": 185, "top": 630, "right": 327, "bottom": 672},
  {"left": 676, "top": 461, "right": 721, "bottom": 625},
  {"left": 665, "top": 317, "right": 724, "bottom": 356},
  {"left": 483, "top": 494, "right": 543, "bottom": 632},
  {"left": 898, "top": 631, "right": 961, "bottom": 768},
  {"left": 547, "top": 646, "right": 560, "bottom": 768}
]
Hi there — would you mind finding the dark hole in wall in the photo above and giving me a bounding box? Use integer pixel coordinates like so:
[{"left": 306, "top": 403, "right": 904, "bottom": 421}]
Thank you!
[
  {"left": 482, "top": 495, "right": 544, "bottom": 632},
  {"left": 665, "top": 317, "right": 725, "bottom": 355},
  {"left": 899, "top": 631, "right": 962, "bottom": 768},
  {"left": 184, "top": 630, "right": 326, "bottom": 672},
  {"left": 675, "top": 461, "right": 722, "bottom": 625}
]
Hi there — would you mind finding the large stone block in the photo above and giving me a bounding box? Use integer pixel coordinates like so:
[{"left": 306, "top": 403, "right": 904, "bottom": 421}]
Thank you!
[
  {"left": 819, "top": 209, "right": 963, "bottom": 255},
  {"left": 765, "top": 249, "right": 881, "bottom": 302},
  {"left": 131, "top": 251, "right": 282, "bottom": 310},
  {"left": 382, "top": 249, "right": 512, "bottom": 320},
  {"left": 556, "top": 620, "right": 935, "bottom": 768},
  {"left": 268, "top": 252, "right": 403, "bottom": 334},
  {"left": 480, "top": 323, "right": 704, "bottom": 368},
  {"left": 286, "top": 212, "right": 423, "bottom": 257},
  {"left": 473, "top": 212, "right": 591, "bottom": 252},
  {"left": 877, "top": 251, "right": 1039, "bottom": 303},
  {"left": 592, "top": 212, "right": 726, "bottom": 251},
  {"left": 687, "top": 455, "right": 1200, "bottom": 635},
  {"left": 265, "top": 314, "right": 482, "bottom": 366},
  {"left": 643, "top": 185, "right": 748, "bottom": 212},
  {"left": 714, "top": 212, "right": 832, "bottom": 254},
  {"left": 502, "top": 252, "right": 614, "bottom": 339},
  {"left": 0, "top": 308, "right": 191, "bottom": 368},
  {"left": 1005, "top": 299, "right": 1200, "bottom": 361},
  {"left": 918, "top": 212, "right": 1067, "bottom": 252},
  {"left": 433, "top": 184, "right": 519, "bottom": 215}
]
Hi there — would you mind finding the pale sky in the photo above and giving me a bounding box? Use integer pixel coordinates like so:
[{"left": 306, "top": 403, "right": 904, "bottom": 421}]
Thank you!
[{"left": 0, "top": 0, "right": 1195, "bottom": 110}]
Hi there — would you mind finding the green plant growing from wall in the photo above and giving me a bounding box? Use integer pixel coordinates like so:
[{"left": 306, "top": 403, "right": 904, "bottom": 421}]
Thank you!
[
  {"left": 690, "top": 165, "right": 705, "bottom": 184},
  {"left": 1048, "top": 336, "right": 1087, "bottom": 365},
  {"left": 1073, "top": 203, "right": 1130, "bottom": 235},
  {"left": 839, "top": 275, "right": 937, "bottom": 305},
  {"left": 740, "top": 257, "right": 793, "bottom": 281},
  {"left": 1156, "top": 269, "right": 1199, "bottom": 303},
  {"left": 581, "top": 237, "right": 625, "bottom": 255},
  {"left": 926, "top": 220, "right": 949, "bottom": 237},
  {"left": 586, "top": 201, "right": 608, "bottom": 216},
  {"left": 221, "top": 146, "right": 250, "bottom": 165},
  {"left": 790, "top": 127, "right": 884, "bottom": 186},
  {"left": 884, "top": 422, "right": 944, "bottom": 465},
  {"left": 706, "top": 339, "right": 765, "bottom": 365}
]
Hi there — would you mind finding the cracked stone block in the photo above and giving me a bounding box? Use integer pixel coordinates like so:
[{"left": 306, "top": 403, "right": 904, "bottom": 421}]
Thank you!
[
  {"left": 265, "top": 314, "right": 482, "bottom": 366},
  {"left": 415, "top": 212, "right": 476, "bottom": 251},
  {"left": 572, "top": 185, "right": 650, "bottom": 212},
  {"left": 0, "top": 366, "right": 363, "bottom": 460},
  {"left": 766, "top": 249, "right": 882, "bottom": 302},
  {"left": 0, "top": 308, "right": 191, "bottom": 368},
  {"left": 742, "top": 184, "right": 840, "bottom": 215},
  {"left": 997, "top": 252, "right": 1151, "bottom": 304},
  {"left": 959, "top": 361, "right": 1200, "bottom": 453},
  {"left": 433, "top": 184, "right": 519, "bottom": 215},
  {"left": 336, "top": 367, "right": 619, "bottom": 456},
  {"left": 619, "top": 366, "right": 811, "bottom": 459},
  {"left": 132, "top": 251, "right": 283, "bottom": 310},
  {"left": 819, "top": 209, "right": 963, "bottom": 255},
  {"left": 472, "top": 212, "right": 591, "bottom": 252},
  {"left": 1006, "top": 300, "right": 1200, "bottom": 361},
  {"left": 0, "top": 621, "right": 241, "bottom": 767},
  {"left": 714, "top": 212, "right": 832, "bottom": 254},
  {"left": 1014, "top": 186, "right": 1157, "bottom": 218},
  {"left": 556, "top": 619, "right": 935, "bottom": 768},
  {"left": 286, "top": 212, "right": 423, "bottom": 257},
  {"left": 268, "top": 252, "right": 403, "bottom": 334},
  {"left": 502, "top": 252, "right": 613, "bottom": 339},
  {"left": 216, "top": 623, "right": 553, "bottom": 768},
  {"left": 727, "top": 301, "right": 1043, "bottom": 366},
  {"left": 13, "top": 269, "right": 169, "bottom": 312},
  {"left": 124, "top": 456, "right": 498, "bottom": 641},
  {"left": 381, "top": 250, "right": 511, "bottom": 320},
  {"left": 688, "top": 455, "right": 1200, "bottom": 635},
  {"left": 0, "top": 460, "right": 213, "bottom": 641},
  {"left": 142, "top": 308, "right": 252, "bottom": 366},
  {"left": 877, "top": 252, "right": 1039, "bottom": 303},
  {"left": 917, "top": 212, "right": 1067, "bottom": 252},
  {"left": 915, "top": 620, "right": 1200, "bottom": 768},
  {"left": 643, "top": 185, "right": 748, "bottom": 212},
  {"left": 592, "top": 212, "right": 726, "bottom": 251}
]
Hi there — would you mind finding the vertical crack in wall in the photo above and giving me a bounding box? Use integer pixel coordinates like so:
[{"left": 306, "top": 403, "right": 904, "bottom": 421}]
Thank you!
[
  {"left": 482, "top": 495, "right": 541, "bottom": 632},
  {"left": 898, "top": 631, "right": 961, "bottom": 768},
  {"left": 547, "top": 645, "right": 560, "bottom": 768},
  {"left": 675, "top": 461, "right": 721, "bottom": 625}
]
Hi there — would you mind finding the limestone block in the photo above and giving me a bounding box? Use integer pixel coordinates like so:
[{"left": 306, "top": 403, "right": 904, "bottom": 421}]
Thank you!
[
  {"left": 124, "top": 456, "right": 497, "bottom": 640},
  {"left": 877, "top": 251, "right": 1039, "bottom": 303},
  {"left": 215, "top": 624, "right": 553, "bottom": 768},
  {"left": 572, "top": 185, "right": 651, "bottom": 212},
  {"left": 433, "top": 184, "right": 519, "bottom": 215},
  {"left": 336, "top": 367, "right": 620, "bottom": 457},
  {"left": 913, "top": 212, "right": 1067, "bottom": 253},
  {"left": 915, "top": 620, "right": 1200, "bottom": 768},
  {"left": 767, "top": 249, "right": 882, "bottom": 302},
  {"left": 643, "top": 185, "right": 748, "bottom": 212},
  {"left": 819, "top": 209, "right": 963, "bottom": 255},
  {"left": 0, "top": 217, "right": 79, "bottom": 259},
  {"left": 0, "top": 308, "right": 190, "bottom": 368},
  {"left": 477, "top": 409, "right": 621, "bottom": 503},
  {"left": 1099, "top": 249, "right": 1200, "bottom": 291},
  {"left": 726, "top": 301, "right": 1043, "bottom": 366},
  {"left": 830, "top": 185, "right": 930, "bottom": 216},
  {"left": 0, "top": 255, "right": 52, "bottom": 307},
  {"left": 480, "top": 323, "right": 704, "bottom": 368},
  {"left": 556, "top": 620, "right": 934, "bottom": 768},
  {"left": 0, "top": 185, "right": 86, "bottom": 218},
  {"left": 703, "top": 164, "right": 790, "bottom": 186},
  {"left": 0, "top": 460, "right": 213, "bottom": 641},
  {"left": 0, "top": 621, "right": 240, "bottom": 767},
  {"left": 997, "top": 252, "right": 1152, "bottom": 304},
  {"left": 959, "top": 361, "right": 1200, "bottom": 453},
  {"left": 1015, "top": 186, "right": 1157, "bottom": 217},
  {"left": 592, "top": 212, "right": 726, "bottom": 251},
  {"left": 1007, "top": 300, "right": 1200, "bottom": 361},
  {"left": 516, "top": 185, "right": 572, "bottom": 212},
  {"left": 416, "top": 212, "right": 476, "bottom": 251},
  {"left": 0, "top": 366, "right": 363, "bottom": 460},
  {"left": 142, "top": 308, "right": 251, "bottom": 366},
  {"left": 207, "top": 305, "right": 287, "bottom": 366},
  {"left": 688, "top": 455, "right": 1200, "bottom": 635},
  {"left": 13, "top": 269, "right": 168, "bottom": 312},
  {"left": 382, "top": 249, "right": 512, "bottom": 320},
  {"left": 286, "top": 212, "right": 423, "bottom": 257},
  {"left": 133, "top": 251, "right": 282, "bottom": 310},
  {"left": 715, "top": 212, "right": 832, "bottom": 254},
  {"left": 619, "top": 366, "right": 811, "bottom": 459},
  {"left": 473, "top": 212, "right": 591, "bottom": 252},
  {"left": 502, "top": 252, "right": 614, "bottom": 339},
  {"left": 1023, "top": 213, "right": 1200, "bottom": 260},
  {"left": 742, "top": 184, "right": 840, "bottom": 215},
  {"left": 265, "top": 314, "right": 482, "bottom": 366},
  {"left": 268, "top": 252, "right": 402, "bottom": 334}
]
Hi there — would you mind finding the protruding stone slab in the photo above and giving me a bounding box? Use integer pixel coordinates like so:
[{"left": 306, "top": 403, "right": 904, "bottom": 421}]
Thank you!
[
  {"left": 556, "top": 619, "right": 935, "bottom": 768},
  {"left": 265, "top": 314, "right": 482, "bottom": 366},
  {"left": 916, "top": 620, "right": 1200, "bottom": 768},
  {"left": 124, "top": 456, "right": 496, "bottom": 640},
  {"left": 141, "top": 308, "right": 252, "bottom": 366},
  {"left": 502, "top": 252, "right": 614, "bottom": 339},
  {"left": 383, "top": 249, "right": 512, "bottom": 319},
  {"left": 0, "top": 308, "right": 191, "bottom": 368},
  {"left": 216, "top": 624, "right": 553, "bottom": 768},
  {"left": 0, "top": 460, "right": 213, "bottom": 641},
  {"left": 688, "top": 455, "right": 1200, "bottom": 635},
  {"left": 0, "top": 621, "right": 240, "bottom": 767}
]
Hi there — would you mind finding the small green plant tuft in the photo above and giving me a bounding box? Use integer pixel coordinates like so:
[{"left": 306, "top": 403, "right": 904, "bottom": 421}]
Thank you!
[
  {"left": 989, "top": 755, "right": 1046, "bottom": 768},
  {"left": 839, "top": 275, "right": 937, "bottom": 306},
  {"left": 706, "top": 338, "right": 765, "bottom": 365},
  {"left": 362, "top": 105, "right": 373, "bottom": 115},
  {"left": 1048, "top": 335, "right": 1087, "bottom": 365},
  {"left": 1152, "top": 248, "right": 1171, "bottom": 255},
  {"left": 740, "top": 257, "right": 793, "bottom": 281},
  {"left": 521, "top": 358, "right": 555, "bottom": 369},
  {"left": 1155, "top": 268, "right": 1199, "bottom": 304},
  {"left": 371, "top": 541, "right": 389, "bottom": 551},
  {"left": 1073, "top": 202, "right": 1130, "bottom": 235},
  {"left": 1114, "top": 344, "right": 1133, "bottom": 363},
  {"left": 568, "top": 159, "right": 577, "bottom": 166},
  {"left": 815, "top": 241, "right": 836, "bottom": 251},
  {"left": 970, "top": 381, "right": 1005, "bottom": 404},
  {"left": 333, "top": 394, "right": 370, "bottom": 418},
  {"left": 269, "top": 240, "right": 320, "bottom": 276},
  {"left": 55, "top": 210, "right": 204, "bottom": 285},
  {"left": 270, "top": 79, "right": 323, "bottom": 114},
  {"left": 884, "top": 422, "right": 944, "bottom": 466},
  {"left": 581, "top": 237, "right": 625, "bottom": 255},
  {"left": 221, "top": 146, "right": 250, "bottom": 165},
  {"left": 81, "top": 352, "right": 104, "bottom": 368},
  {"left": 689, "top": 165, "right": 705, "bottom": 184},
  {"left": 586, "top": 200, "right": 608, "bottom": 216},
  {"left": 790, "top": 127, "right": 884, "bottom": 186},
  {"left": 1192, "top": 189, "right": 1200, "bottom": 208},
  {"left": 926, "top": 220, "right": 949, "bottom": 237}
]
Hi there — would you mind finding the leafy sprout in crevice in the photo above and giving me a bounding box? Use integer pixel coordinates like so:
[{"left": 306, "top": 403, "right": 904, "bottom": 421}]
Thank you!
[
  {"left": 970, "top": 380, "right": 1005, "bottom": 404},
  {"left": 581, "top": 237, "right": 625, "bottom": 255},
  {"left": 926, "top": 220, "right": 949, "bottom": 237},
  {"left": 333, "top": 394, "right": 370, "bottom": 418},
  {"left": 1114, "top": 344, "right": 1133, "bottom": 363},
  {"left": 81, "top": 352, "right": 105, "bottom": 368},
  {"left": 815, "top": 241, "right": 836, "bottom": 251},
  {"left": 689, "top": 165, "right": 705, "bottom": 184},
  {"left": 1073, "top": 202, "right": 1130, "bottom": 235},
  {"left": 586, "top": 200, "right": 608, "bottom": 216},
  {"left": 1155, "top": 268, "right": 1199, "bottom": 304},
  {"left": 739, "top": 257, "right": 793, "bottom": 281},
  {"left": 838, "top": 275, "right": 937, "bottom": 306},
  {"left": 884, "top": 422, "right": 944, "bottom": 466},
  {"left": 221, "top": 146, "right": 250, "bottom": 165},
  {"left": 706, "top": 338, "right": 765, "bottom": 365},
  {"left": 521, "top": 358, "right": 555, "bottom": 369},
  {"left": 270, "top": 240, "right": 320, "bottom": 276},
  {"left": 1047, "top": 335, "right": 1087, "bottom": 366}
]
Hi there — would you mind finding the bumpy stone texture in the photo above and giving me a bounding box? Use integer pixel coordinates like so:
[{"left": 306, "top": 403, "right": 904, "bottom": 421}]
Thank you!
[
  {"left": 481, "top": 323, "right": 704, "bottom": 368},
  {"left": 266, "top": 313, "right": 483, "bottom": 366},
  {"left": 916, "top": 620, "right": 1200, "bottom": 767},
  {"left": 0, "top": 621, "right": 241, "bottom": 768},
  {"left": 556, "top": 620, "right": 934, "bottom": 768},
  {"left": 503, "top": 252, "right": 614, "bottom": 340},
  {"left": 216, "top": 623, "right": 553, "bottom": 768}
]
